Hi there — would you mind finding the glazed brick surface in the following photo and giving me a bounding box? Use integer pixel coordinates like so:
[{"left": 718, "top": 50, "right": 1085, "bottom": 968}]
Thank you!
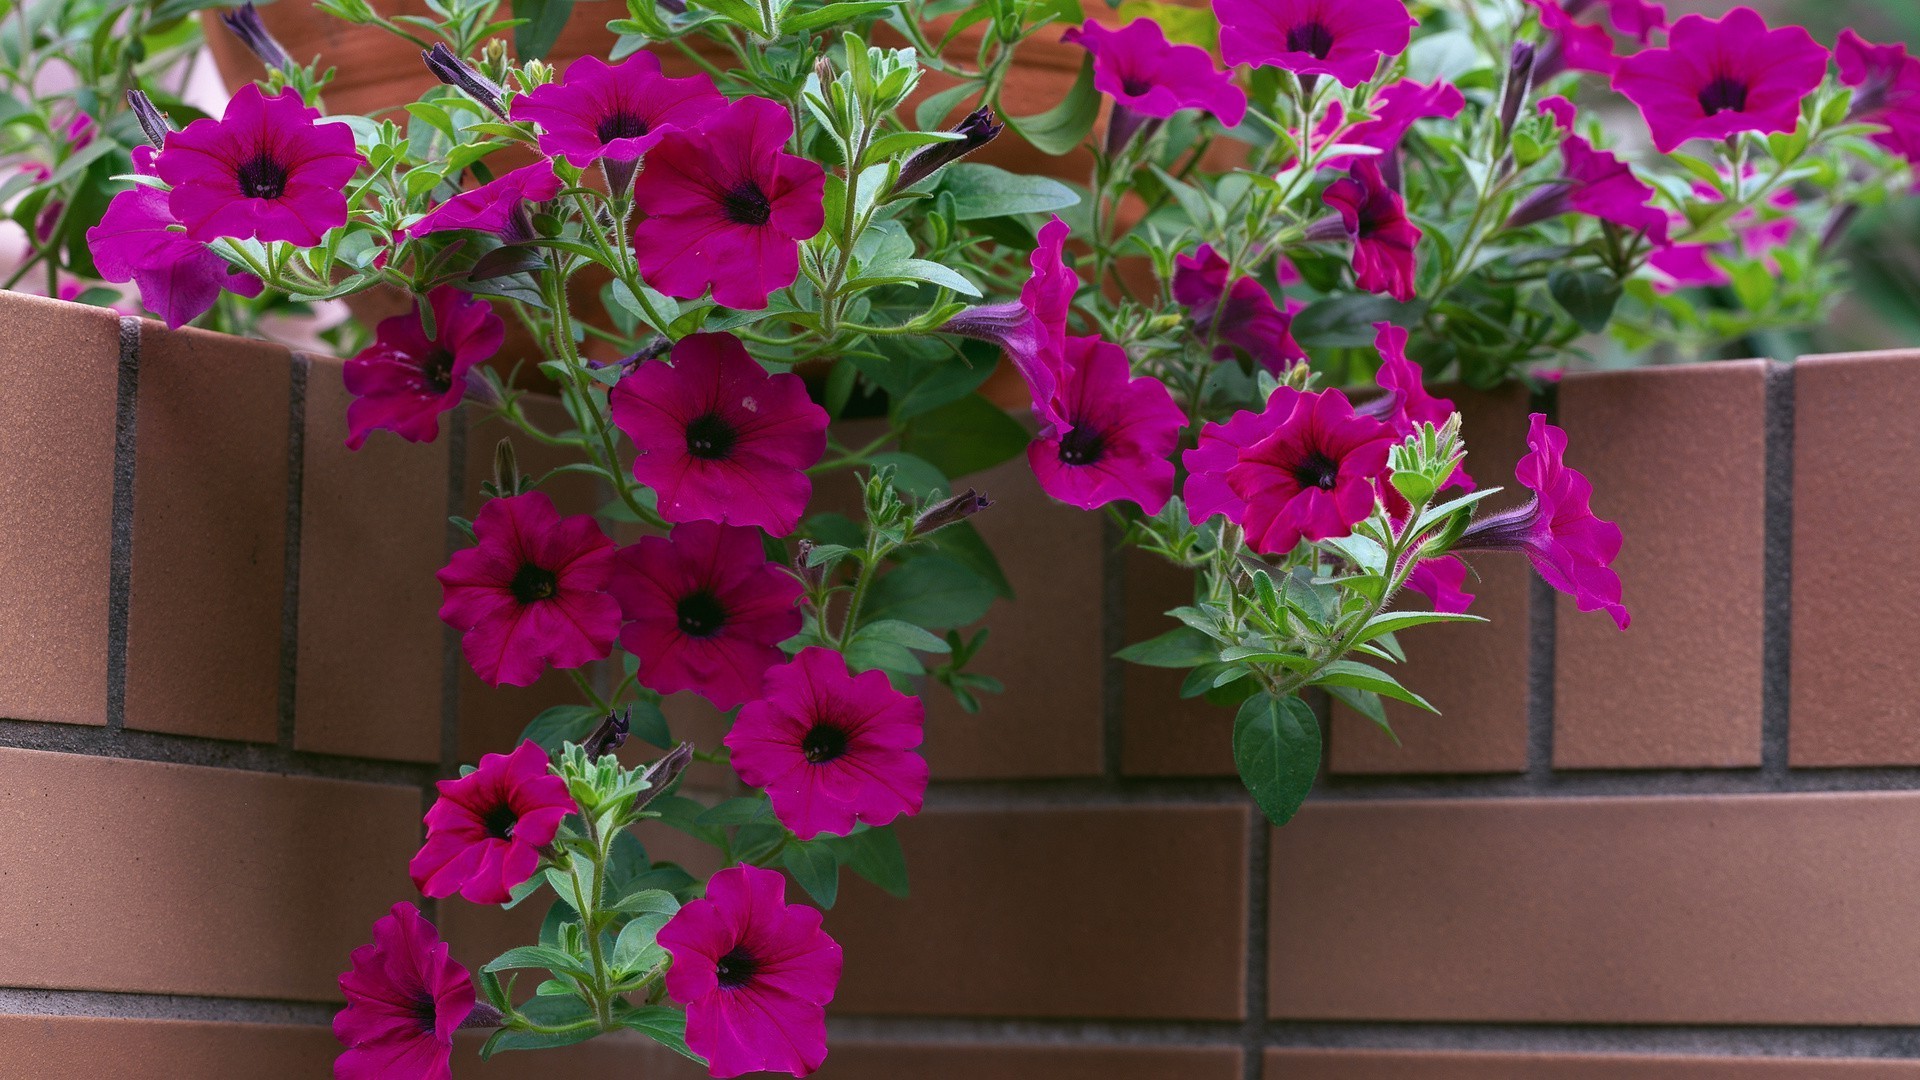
[
  {"left": 0, "top": 1016, "right": 341, "bottom": 1079},
  {"left": 1264, "top": 1050, "right": 1920, "bottom": 1078}
]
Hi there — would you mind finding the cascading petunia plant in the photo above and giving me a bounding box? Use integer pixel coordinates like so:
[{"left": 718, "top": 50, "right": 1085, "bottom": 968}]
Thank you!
[{"left": 15, "top": 0, "right": 1914, "bottom": 1073}]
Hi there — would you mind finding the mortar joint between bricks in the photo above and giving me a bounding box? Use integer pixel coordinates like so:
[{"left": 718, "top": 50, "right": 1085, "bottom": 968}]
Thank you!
[
  {"left": 104, "top": 316, "right": 143, "bottom": 734},
  {"left": 1760, "top": 360, "right": 1795, "bottom": 782}
]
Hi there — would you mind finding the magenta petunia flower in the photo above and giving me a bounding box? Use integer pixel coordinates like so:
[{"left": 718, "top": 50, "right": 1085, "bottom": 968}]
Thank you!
[
  {"left": 509, "top": 53, "right": 725, "bottom": 171},
  {"left": 1591, "top": 0, "right": 1667, "bottom": 42},
  {"left": 86, "top": 147, "right": 264, "bottom": 328},
  {"left": 1405, "top": 554, "right": 1474, "bottom": 614},
  {"left": 404, "top": 158, "right": 562, "bottom": 241},
  {"left": 1837, "top": 29, "right": 1920, "bottom": 162},
  {"left": 1611, "top": 7, "right": 1829, "bottom": 154},
  {"left": 1028, "top": 335, "right": 1185, "bottom": 513},
  {"left": 659, "top": 864, "right": 842, "bottom": 1079},
  {"left": 1062, "top": 18, "right": 1247, "bottom": 125},
  {"left": 154, "top": 83, "right": 362, "bottom": 245},
  {"left": 1173, "top": 243, "right": 1305, "bottom": 373},
  {"left": 343, "top": 287, "right": 504, "bottom": 449},
  {"left": 410, "top": 740, "right": 574, "bottom": 904},
  {"left": 63, "top": 112, "right": 95, "bottom": 151},
  {"left": 1361, "top": 322, "right": 1473, "bottom": 491},
  {"left": 1216, "top": 0, "right": 1417, "bottom": 88},
  {"left": 1508, "top": 101, "right": 1669, "bottom": 243},
  {"left": 1526, "top": 0, "right": 1620, "bottom": 78},
  {"left": 608, "top": 519, "right": 804, "bottom": 711},
  {"left": 1183, "top": 395, "right": 1295, "bottom": 527},
  {"left": 631, "top": 96, "right": 826, "bottom": 310},
  {"left": 1314, "top": 79, "right": 1465, "bottom": 171},
  {"left": 941, "top": 215, "right": 1076, "bottom": 428},
  {"left": 1319, "top": 159, "right": 1422, "bottom": 303},
  {"left": 1456, "top": 413, "right": 1628, "bottom": 629},
  {"left": 1223, "top": 388, "right": 1397, "bottom": 554},
  {"left": 334, "top": 902, "right": 473, "bottom": 1080},
  {"left": 437, "top": 491, "right": 622, "bottom": 687},
  {"left": 609, "top": 331, "right": 829, "bottom": 537},
  {"left": 1646, "top": 174, "right": 1796, "bottom": 290},
  {"left": 725, "top": 647, "right": 928, "bottom": 841}
]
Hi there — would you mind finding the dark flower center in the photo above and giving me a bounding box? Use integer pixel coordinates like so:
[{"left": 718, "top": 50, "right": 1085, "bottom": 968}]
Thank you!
[
  {"left": 715, "top": 945, "right": 760, "bottom": 990},
  {"left": 1056, "top": 423, "right": 1106, "bottom": 466},
  {"left": 1286, "top": 21, "right": 1336, "bottom": 59},
  {"left": 1291, "top": 449, "right": 1341, "bottom": 491},
  {"left": 236, "top": 152, "right": 289, "bottom": 200},
  {"left": 411, "top": 990, "right": 439, "bottom": 1035},
  {"left": 676, "top": 589, "right": 727, "bottom": 638},
  {"left": 419, "top": 348, "right": 455, "bottom": 394},
  {"left": 1120, "top": 74, "right": 1154, "bottom": 96},
  {"left": 510, "top": 563, "right": 558, "bottom": 604},
  {"left": 684, "top": 411, "right": 738, "bottom": 460},
  {"left": 596, "top": 110, "right": 650, "bottom": 143},
  {"left": 482, "top": 801, "right": 518, "bottom": 841},
  {"left": 720, "top": 181, "right": 773, "bottom": 226},
  {"left": 801, "top": 723, "right": 850, "bottom": 764},
  {"left": 1697, "top": 75, "right": 1750, "bottom": 116}
]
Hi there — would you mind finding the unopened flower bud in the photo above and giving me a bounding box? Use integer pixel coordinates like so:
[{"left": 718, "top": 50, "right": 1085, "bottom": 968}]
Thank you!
[
  {"left": 219, "top": 3, "right": 292, "bottom": 72},
  {"left": 492, "top": 437, "right": 520, "bottom": 497},
  {"left": 126, "top": 90, "right": 172, "bottom": 150},
  {"left": 1500, "top": 42, "right": 1536, "bottom": 137},
  {"left": 814, "top": 54, "right": 837, "bottom": 88},
  {"left": 658, "top": 0, "right": 687, "bottom": 13},
  {"left": 583, "top": 707, "right": 630, "bottom": 760},
  {"left": 423, "top": 43, "right": 510, "bottom": 120},
  {"left": 635, "top": 742, "right": 694, "bottom": 810},
  {"left": 463, "top": 370, "right": 502, "bottom": 409},
  {"left": 794, "top": 539, "right": 826, "bottom": 590},
  {"left": 913, "top": 487, "right": 992, "bottom": 536},
  {"left": 459, "top": 1002, "right": 506, "bottom": 1029},
  {"left": 892, "top": 107, "right": 1004, "bottom": 193}
]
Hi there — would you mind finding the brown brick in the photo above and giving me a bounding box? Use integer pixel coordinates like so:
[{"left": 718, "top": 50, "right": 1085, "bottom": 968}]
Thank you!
[
  {"left": 125, "top": 323, "right": 291, "bottom": 743},
  {"left": 1119, "top": 548, "right": 1235, "bottom": 775},
  {"left": 294, "top": 355, "right": 449, "bottom": 762},
  {"left": 1269, "top": 793, "right": 1920, "bottom": 1023},
  {"left": 919, "top": 454, "right": 1107, "bottom": 778},
  {"left": 832, "top": 805, "right": 1248, "bottom": 1019},
  {"left": 0, "top": 746, "right": 419, "bottom": 1000},
  {"left": 1553, "top": 362, "right": 1767, "bottom": 769},
  {"left": 1330, "top": 384, "right": 1535, "bottom": 774},
  {"left": 0, "top": 1016, "right": 339, "bottom": 1079},
  {"left": 818, "top": 1042, "right": 1242, "bottom": 1079},
  {"left": 1265, "top": 1049, "right": 1920, "bottom": 1078},
  {"left": 0, "top": 294, "right": 119, "bottom": 726},
  {"left": 1791, "top": 351, "right": 1920, "bottom": 765}
]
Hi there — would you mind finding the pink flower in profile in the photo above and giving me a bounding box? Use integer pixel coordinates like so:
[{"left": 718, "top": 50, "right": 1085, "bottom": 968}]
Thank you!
[
  {"left": 437, "top": 491, "right": 621, "bottom": 687},
  {"left": 1216, "top": 0, "right": 1417, "bottom": 88},
  {"left": 509, "top": 53, "right": 725, "bottom": 170},
  {"left": 62, "top": 112, "right": 96, "bottom": 151},
  {"left": 1314, "top": 79, "right": 1465, "bottom": 169},
  {"left": 1173, "top": 244, "right": 1305, "bottom": 373},
  {"left": 1508, "top": 100, "right": 1668, "bottom": 244},
  {"left": 87, "top": 145, "right": 263, "bottom": 328},
  {"left": 609, "top": 520, "right": 803, "bottom": 711},
  {"left": 343, "top": 287, "right": 504, "bottom": 449},
  {"left": 1221, "top": 388, "right": 1397, "bottom": 554},
  {"left": 1646, "top": 175, "right": 1796, "bottom": 290},
  {"left": 1611, "top": 8, "right": 1828, "bottom": 153},
  {"left": 1184, "top": 397, "right": 1294, "bottom": 527},
  {"left": 1319, "top": 159, "right": 1422, "bottom": 302},
  {"left": 404, "top": 158, "right": 562, "bottom": 241},
  {"left": 1836, "top": 29, "right": 1920, "bottom": 162},
  {"left": 1361, "top": 323, "right": 1473, "bottom": 491},
  {"left": 1405, "top": 554, "right": 1474, "bottom": 614},
  {"left": 1029, "top": 336, "right": 1185, "bottom": 513},
  {"left": 1062, "top": 18, "right": 1246, "bottom": 125},
  {"left": 941, "top": 215, "right": 1076, "bottom": 427},
  {"left": 1526, "top": 0, "right": 1620, "bottom": 78},
  {"left": 659, "top": 865, "right": 842, "bottom": 1079},
  {"left": 1590, "top": 0, "right": 1667, "bottom": 43},
  {"left": 609, "top": 331, "right": 828, "bottom": 537},
  {"left": 334, "top": 903, "right": 473, "bottom": 1080},
  {"left": 410, "top": 740, "right": 573, "bottom": 905},
  {"left": 726, "top": 647, "right": 928, "bottom": 841},
  {"left": 1456, "top": 413, "right": 1628, "bottom": 629},
  {"left": 155, "top": 83, "right": 362, "bottom": 245},
  {"left": 632, "top": 96, "right": 826, "bottom": 310}
]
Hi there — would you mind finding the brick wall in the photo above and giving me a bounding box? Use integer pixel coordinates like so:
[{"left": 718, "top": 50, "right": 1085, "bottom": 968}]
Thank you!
[{"left": 2, "top": 289, "right": 1918, "bottom": 1077}]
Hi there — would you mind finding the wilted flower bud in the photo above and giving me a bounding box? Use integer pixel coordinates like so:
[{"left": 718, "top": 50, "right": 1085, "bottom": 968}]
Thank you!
[
  {"left": 794, "top": 539, "right": 826, "bottom": 591},
  {"left": 219, "top": 3, "right": 292, "bottom": 72},
  {"left": 459, "top": 1002, "right": 506, "bottom": 1029},
  {"left": 635, "top": 742, "right": 695, "bottom": 810},
  {"left": 892, "top": 107, "right": 1004, "bottom": 194},
  {"left": 584, "top": 707, "right": 630, "bottom": 760},
  {"left": 126, "top": 90, "right": 171, "bottom": 150},
  {"left": 658, "top": 0, "right": 687, "bottom": 13},
  {"left": 423, "top": 43, "right": 510, "bottom": 120},
  {"left": 1499, "top": 42, "right": 1537, "bottom": 138},
  {"left": 913, "top": 488, "right": 992, "bottom": 536}
]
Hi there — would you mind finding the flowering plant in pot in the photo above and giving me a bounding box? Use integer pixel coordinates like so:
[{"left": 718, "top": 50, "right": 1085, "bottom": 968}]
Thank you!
[{"left": 21, "top": 0, "right": 1915, "bottom": 1073}]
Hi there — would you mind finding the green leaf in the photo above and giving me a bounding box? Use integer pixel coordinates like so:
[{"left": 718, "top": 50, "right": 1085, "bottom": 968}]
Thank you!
[
  {"left": 480, "top": 996, "right": 598, "bottom": 1055},
  {"left": 616, "top": 1004, "right": 701, "bottom": 1061},
  {"left": 1359, "top": 610, "right": 1487, "bottom": 639},
  {"left": 928, "top": 520, "right": 1013, "bottom": 599},
  {"left": 862, "top": 554, "right": 998, "bottom": 628},
  {"left": 826, "top": 826, "right": 909, "bottom": 897},
  {"left": 1115, "top": 626, "right": 1217, "bottom": 667},
  {"left": 627, "top": 698, "right": 674, "bottom": 750},
  {"left": 1008, "top": 55, "right": 1098, "bottom": 155},
  {"left": 695, "top": 795, "right": 772, "bottom": 826},
  {"left": 483, "top": 944, "right": 594, "bottom": 980},
  {"left": 1548, "top": 269, "right": 1623, "bottom": 333},
  {"left": 1310, "top": 660, "right": 1437, "bottom": 712},
  {"left": 915, "top": 83, "right": 977, "bottom": 130},
  {"left": 782, "top": 841, "right": 841, "bottom": 908},
  {"left": 520, "top": 705, "right": 602, "bottom": 753},
  {"left": 1233, "top": 692, "right": 1321, "bottom": 827},
  {"left": 868, "top": 451, "right": 949, "bottom": 498},
  {"left": 779, "top": 0, "right": 898, "bottom": 32},
  {"left": 854, "top": 618, "right": 953, "bottom": 653},
  {"left": 900, "top": 394, "right": 1030, "bottom": 478},
  {"left": 512, "top": 0, "right": 575, "bottom": 58},
  {"left": 935, "top": 163, "right": 1080, "bottom": 220},
  {"left": 607, "top": 887, "right": 682, "bottom": 917},
  {"left": 1115, "top": 0, "right": 1216, "bottom": 45}
]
